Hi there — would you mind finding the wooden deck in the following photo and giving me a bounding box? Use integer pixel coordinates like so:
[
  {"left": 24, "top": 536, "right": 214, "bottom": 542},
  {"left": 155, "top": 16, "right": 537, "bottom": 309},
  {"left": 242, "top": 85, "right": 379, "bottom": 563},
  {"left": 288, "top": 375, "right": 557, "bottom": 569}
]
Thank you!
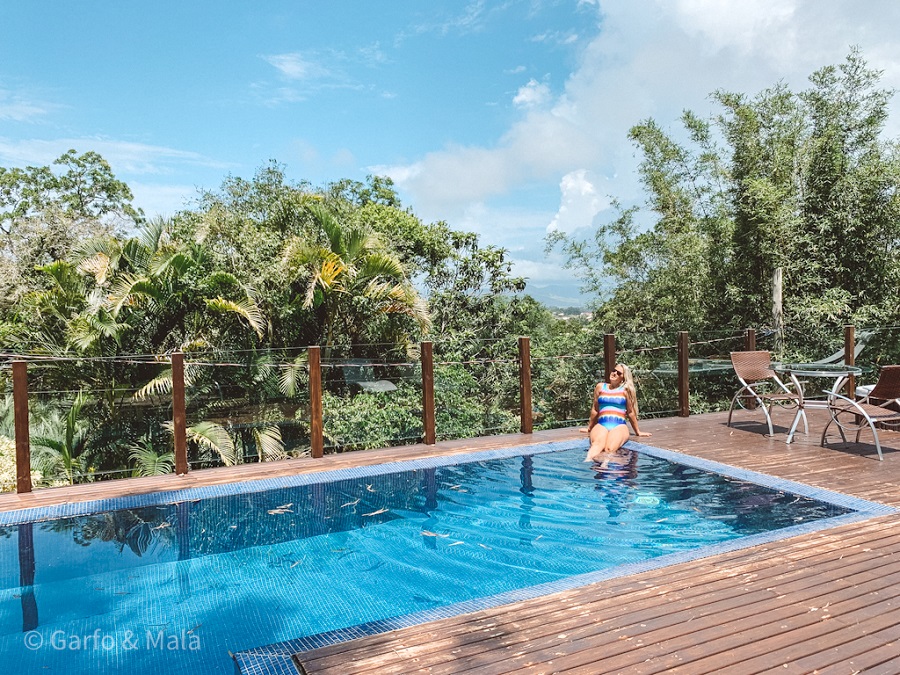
[{"left": 3, "top": 407, "right": 900, "bottom": 673}]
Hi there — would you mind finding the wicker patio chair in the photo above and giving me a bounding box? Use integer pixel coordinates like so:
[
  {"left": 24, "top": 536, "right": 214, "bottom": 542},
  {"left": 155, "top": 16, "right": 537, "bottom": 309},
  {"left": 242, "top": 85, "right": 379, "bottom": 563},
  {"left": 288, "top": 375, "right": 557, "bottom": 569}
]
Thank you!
[
  {"left": 821, "top": 364, "right": 900, "bottom": 461},
  {"left": 727, "top": 351, "right": 806, "bottom": 438}
]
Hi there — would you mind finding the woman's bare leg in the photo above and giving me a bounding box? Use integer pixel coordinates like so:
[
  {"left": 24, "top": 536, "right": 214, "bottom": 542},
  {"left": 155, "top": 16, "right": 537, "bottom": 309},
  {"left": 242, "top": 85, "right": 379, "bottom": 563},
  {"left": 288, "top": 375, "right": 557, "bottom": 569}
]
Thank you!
[
  {"left": 586, "top": 425, "right": 610, "bottom": 461},
  {"left": 604, "top": 424, "right": 630, "bottom": 454}
]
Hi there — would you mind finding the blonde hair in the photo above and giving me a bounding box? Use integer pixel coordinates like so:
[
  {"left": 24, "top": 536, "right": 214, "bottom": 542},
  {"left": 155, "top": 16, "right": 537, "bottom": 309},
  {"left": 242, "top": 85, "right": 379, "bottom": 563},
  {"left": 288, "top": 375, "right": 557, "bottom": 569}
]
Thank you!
[{"left": 617, "top": 363, "right": 639, "bottom": 415}]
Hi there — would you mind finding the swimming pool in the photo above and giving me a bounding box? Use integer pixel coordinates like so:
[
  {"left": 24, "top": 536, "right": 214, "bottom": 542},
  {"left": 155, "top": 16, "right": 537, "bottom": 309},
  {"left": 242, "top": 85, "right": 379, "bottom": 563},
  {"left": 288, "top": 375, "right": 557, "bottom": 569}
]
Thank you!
[{"left": 0, "top": 440, "right": 892, "bottom": 675}]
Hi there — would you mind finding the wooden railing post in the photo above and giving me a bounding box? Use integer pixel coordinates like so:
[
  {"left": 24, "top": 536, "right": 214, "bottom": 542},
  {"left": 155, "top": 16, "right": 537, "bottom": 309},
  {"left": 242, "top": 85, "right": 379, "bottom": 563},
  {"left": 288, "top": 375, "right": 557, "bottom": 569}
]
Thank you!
[
  {"left": 744, "top": 328, "right": 756, "bottom": 352},
  {"left": 678, "top": 331, "right": 690, "bottom": 417},
  {"left": 844, "top": 324, "right": 856, "bottom": 397},
  {"left": 603, "top": 333, "right": 616, "bottom": 382},
  {"left": 171, "top": 351, "right": 189, "bottom": 475},
  {"left": 421, "top": 341, "right": 436, "bottom": 445},
  {"left": 309, "top": 346, "right": 324, "bottom": 458},
  {"left": 518, "top": 336, "right": 533, "bottom": 434},
  {"left": 12, "top": 360, "right": 32, "bottom": 494}
]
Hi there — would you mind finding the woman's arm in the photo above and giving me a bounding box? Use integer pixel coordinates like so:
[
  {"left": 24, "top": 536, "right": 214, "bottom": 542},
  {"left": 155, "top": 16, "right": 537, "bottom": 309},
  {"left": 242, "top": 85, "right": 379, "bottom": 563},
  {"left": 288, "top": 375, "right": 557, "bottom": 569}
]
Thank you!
[
  {"left": 587, "top": 384, "right": 601, "bottom": 432},
  {"left": 626, "top": 396, "right": 651, "bottom": 437}
]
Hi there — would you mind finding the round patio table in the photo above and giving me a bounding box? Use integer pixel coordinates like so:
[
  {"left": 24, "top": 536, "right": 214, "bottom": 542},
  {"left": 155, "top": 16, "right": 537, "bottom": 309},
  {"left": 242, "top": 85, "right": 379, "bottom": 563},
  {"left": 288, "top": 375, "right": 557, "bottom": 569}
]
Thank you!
[{"left": 772, "top": 362, "right": 863, "bottom": 443}]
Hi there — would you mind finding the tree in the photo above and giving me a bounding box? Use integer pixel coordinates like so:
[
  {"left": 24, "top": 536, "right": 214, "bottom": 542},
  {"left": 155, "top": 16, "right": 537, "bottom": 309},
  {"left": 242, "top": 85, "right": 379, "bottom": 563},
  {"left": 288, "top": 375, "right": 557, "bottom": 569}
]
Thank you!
[
  {"left": 0, "top": 150, "right": 140, "bottom": 312},
  {"left": 281, "top": 203, "right": 430, "bottom": 355}
]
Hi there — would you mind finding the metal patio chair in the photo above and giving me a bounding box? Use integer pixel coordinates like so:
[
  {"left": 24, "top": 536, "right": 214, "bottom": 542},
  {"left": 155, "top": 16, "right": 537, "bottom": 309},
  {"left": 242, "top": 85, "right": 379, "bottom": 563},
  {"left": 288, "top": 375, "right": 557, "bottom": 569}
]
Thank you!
[
  {"left": 727, "top": 351, "right": 806, "bottom": 439},
  {"left": 821, "top": 364, "right": 900, "bottom": 461}
]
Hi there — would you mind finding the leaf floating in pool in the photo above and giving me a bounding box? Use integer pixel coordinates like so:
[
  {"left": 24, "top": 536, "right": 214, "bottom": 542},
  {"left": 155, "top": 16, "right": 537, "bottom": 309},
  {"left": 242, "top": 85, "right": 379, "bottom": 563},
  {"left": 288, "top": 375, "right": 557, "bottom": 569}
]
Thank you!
[
  {"left": 478, "top": 543, "right": 492, "bottom": 550},
  {"left": 341, "top": 499, "right": 360, "bottom": 508},
  {"left": 448, "top": 541, "right": 465, "bottom": 546},
  {"left": 362, "top": 507, "right": 388, "bottom": 516},
  {"left": 366, "top": 484, "right": 376, "bottom": 492},
  {"left": 267, "top": 507, "right": 293, "bottom": 515}
]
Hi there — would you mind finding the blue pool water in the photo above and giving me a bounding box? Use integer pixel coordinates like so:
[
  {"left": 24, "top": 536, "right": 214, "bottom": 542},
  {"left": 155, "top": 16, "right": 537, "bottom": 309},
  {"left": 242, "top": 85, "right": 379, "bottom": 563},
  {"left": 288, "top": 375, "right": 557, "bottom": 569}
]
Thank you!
[{"left": 0, "top": 441, "right": 885, "bottom": 675}]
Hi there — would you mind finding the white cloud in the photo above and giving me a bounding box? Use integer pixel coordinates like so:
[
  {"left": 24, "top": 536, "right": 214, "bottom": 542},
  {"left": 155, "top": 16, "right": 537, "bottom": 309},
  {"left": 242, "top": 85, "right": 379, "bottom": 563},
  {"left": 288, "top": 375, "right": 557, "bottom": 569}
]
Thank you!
[
  {"left": 672, "top": 0, "right": 797, "bottom": 56},
  {"left": 0, "top": 87, "right": 56, "bottom": 122},
  {"left": 513, "top": 78, "right": 551, "bottom": 108},
  {"left": 262, "top": 53, "right": 331, "bottom": 81},
  {"left": 547, "top": 170, "right": 608, "bottom": 234},
  {"left": 531, "top": 31, "right": 579, "bottom": 46},
  {"left": 0, "top": 137, "right": 231, "bottom": 175}
]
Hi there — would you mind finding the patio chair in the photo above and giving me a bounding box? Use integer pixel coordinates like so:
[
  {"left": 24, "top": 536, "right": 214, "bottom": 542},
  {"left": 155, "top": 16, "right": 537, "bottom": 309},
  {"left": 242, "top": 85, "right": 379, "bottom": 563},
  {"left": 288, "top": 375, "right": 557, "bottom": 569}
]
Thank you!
[
  {"left": 727, "top": 351, "right": 806, "bottom": 438},
  {"left": 821, "top": 365, "right": 900, "bottom": 461}
]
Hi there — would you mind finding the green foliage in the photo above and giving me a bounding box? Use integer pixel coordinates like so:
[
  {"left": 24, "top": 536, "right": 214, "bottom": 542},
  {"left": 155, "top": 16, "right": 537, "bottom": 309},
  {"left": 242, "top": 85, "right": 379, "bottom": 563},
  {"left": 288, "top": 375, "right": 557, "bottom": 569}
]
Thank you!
[
  {"left": 129, "top": 438, "right": 175, "bottom": 477},
  {"left": 322, "top": 384, "right": 423, "bottom": 450}
]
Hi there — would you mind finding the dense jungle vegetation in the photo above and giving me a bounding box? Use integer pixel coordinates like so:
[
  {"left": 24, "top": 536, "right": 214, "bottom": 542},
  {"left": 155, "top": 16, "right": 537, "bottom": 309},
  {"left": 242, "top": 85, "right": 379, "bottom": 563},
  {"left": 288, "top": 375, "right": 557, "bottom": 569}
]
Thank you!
[{"left": 3, "top": 50, "right": 900, "bottom": 489}]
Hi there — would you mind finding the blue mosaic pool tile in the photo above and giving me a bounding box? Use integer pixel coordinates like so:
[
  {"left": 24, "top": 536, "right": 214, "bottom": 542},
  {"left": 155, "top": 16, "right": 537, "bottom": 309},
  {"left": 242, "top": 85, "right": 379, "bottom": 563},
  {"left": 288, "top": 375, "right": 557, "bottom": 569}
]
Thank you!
[{"left": 0, "top": 438, "right": 585, "bottom": 527}]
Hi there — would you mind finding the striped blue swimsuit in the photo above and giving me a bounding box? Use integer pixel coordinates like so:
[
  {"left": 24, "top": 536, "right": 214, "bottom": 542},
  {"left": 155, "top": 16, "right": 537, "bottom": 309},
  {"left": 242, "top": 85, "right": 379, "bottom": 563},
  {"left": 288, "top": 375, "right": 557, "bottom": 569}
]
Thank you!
[{"left": 597, "top": 383, "right": 628, "bottom": 430}]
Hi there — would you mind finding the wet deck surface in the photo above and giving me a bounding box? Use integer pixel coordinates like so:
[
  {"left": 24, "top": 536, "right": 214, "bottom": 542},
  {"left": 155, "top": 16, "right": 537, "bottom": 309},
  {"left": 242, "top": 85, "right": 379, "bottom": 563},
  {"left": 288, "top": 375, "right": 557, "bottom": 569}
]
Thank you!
[{"left": 4, "top": 407, "right": 900, "bottom": 673}]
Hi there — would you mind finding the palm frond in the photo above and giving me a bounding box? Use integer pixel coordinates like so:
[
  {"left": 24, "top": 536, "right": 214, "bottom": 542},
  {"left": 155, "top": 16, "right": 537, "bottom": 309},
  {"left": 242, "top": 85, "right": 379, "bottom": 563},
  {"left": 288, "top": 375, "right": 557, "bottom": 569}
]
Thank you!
[
  {"left": 73, "top": 236, "right": 122, "bottom": 285},
  {"left": 150, "top": 250, "right": 194, "bottom": 278},
  {"left": 357, "top": 251, "right": 406, "bottom": 282},
  {"left": 139, "top": 216, "right": 167, "bottom": 253},
  {"left": 122, "top": 237, "right": 153, "bottom": 273},
  {"left": 107, "top": 273, "right": 162, "bottom": 316},
  {"left": 38, "top": 260, "right": 86, "bottom": 296},
  {"left": 66, "top": 311, "right": 130, "bottom": 350},
  {"left": 134, "top": 368, "right": 173, "bottom": 400},
  {"left": 205, "top": 296, "right": 267, "bottom": 340},
  {"left": 279, "top": 353, "right": 309, "bottom": 397},
  {"left": 344, "top": 223, "right": 380, "bottom": 261},
  {"left": 252, "top": 425, "right": 287, "bottom": 462},
  {"left": 133, "top": 362, "right": 198, "bottom": 401},
  {"left": 129, "top": 440, "right": 175, "bottom": 477},
  {"left": 309, "top": 204, "right": 344, "bottom": 256},
  {"left": 185, "top": 421, "right": 236, "bottom": 466}
]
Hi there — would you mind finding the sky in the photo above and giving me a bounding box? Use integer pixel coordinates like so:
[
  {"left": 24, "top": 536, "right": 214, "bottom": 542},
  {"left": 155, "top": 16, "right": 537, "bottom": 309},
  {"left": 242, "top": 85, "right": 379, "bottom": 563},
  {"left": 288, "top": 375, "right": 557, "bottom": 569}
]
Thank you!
[{"left": 3, "top": 1, "right": 900, "bottom": 307}]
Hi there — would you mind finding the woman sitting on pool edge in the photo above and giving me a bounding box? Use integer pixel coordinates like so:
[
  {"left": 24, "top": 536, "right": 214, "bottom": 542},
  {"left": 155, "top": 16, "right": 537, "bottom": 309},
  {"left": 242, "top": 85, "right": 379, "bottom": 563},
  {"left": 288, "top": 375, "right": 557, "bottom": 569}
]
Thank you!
[{"left": 585, "top": 364, "right": 651, "bottom": 462}]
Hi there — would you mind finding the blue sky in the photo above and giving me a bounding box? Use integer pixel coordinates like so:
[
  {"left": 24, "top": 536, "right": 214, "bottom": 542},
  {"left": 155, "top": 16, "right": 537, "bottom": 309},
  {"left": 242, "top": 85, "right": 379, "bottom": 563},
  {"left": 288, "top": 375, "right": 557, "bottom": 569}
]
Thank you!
[{"left": 3, "top": 1, "right": 900, "bottom": 306}]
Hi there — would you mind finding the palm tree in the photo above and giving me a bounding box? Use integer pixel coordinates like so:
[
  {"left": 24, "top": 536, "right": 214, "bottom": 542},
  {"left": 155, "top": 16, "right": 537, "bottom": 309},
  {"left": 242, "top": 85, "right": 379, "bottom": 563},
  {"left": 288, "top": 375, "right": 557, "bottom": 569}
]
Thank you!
[
  {"left": 31, "top": 391, "right": 91, "bottom": 485},
  {"left": 281, "top": 204, "right": 430, "bottom": 355}
]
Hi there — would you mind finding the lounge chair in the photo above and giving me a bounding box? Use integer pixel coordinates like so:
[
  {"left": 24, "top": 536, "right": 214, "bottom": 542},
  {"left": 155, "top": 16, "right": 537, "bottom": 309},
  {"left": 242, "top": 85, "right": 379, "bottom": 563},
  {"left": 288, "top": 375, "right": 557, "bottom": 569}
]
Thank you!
[
  {"left": 342, "top": 359, "right": 397, "bottom": 393},
  {"left": 727, "top": 351, "right": 806, "bottom": 439},
  {"left": 811, "top": 329, "right": 872, "bottom": 365},
  {"left": 821, "top": 364, "right": 900, "bottom": 461}
]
